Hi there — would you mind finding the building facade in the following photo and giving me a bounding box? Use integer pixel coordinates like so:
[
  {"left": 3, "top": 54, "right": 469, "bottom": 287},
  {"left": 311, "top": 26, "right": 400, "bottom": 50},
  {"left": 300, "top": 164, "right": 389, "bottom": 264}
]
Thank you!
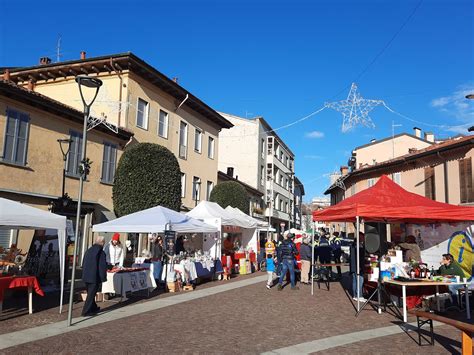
[
  {"left": 217, "top": 112, "right": 297, "bottom": 232},
  {"left": 0, "top": 80, "right": 133, "bottom": 253},
  {"left": 2, "top": 52, "right": 233, "bottom": 211}
]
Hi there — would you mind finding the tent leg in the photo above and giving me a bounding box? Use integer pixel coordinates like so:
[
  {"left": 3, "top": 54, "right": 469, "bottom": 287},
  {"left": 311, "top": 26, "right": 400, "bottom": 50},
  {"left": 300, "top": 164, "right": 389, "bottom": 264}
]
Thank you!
[
  {"left": 311, "top": 221, "right": 315, "bottom": 296},
  {"left": 356, "top": 216, "right": 360, "bottom": 313}
]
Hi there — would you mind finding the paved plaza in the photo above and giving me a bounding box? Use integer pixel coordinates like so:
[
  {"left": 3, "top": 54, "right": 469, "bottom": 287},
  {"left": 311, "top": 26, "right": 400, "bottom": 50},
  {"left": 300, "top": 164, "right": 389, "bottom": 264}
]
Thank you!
[{"left": 0, "top": 272, "right": 468, "bottom": 354}]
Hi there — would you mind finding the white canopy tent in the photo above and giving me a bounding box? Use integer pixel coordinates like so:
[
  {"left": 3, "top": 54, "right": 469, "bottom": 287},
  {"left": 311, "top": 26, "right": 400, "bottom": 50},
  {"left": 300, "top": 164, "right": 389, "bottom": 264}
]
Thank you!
[
  {"left": 92, "top": 205, "right": 218, "bottom": 233},
  {"left": 187, "top": 201, "right": 253, "bottom": 228},
  {"left": 0, "top": 198, "right": 67, "bottom": 313}
]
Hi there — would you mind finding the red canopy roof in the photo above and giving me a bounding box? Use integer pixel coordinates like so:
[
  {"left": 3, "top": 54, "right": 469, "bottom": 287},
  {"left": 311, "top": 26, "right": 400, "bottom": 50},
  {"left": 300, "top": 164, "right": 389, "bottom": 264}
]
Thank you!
[{"left": 313, "top": 175, "right": 474, "bottom": 223}]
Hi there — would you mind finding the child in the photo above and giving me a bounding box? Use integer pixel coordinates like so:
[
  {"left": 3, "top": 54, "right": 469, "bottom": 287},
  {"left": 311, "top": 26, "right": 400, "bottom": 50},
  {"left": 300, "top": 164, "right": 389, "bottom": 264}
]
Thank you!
[{"left": 266, "top": 254, "right": 276, "bottom": 289}]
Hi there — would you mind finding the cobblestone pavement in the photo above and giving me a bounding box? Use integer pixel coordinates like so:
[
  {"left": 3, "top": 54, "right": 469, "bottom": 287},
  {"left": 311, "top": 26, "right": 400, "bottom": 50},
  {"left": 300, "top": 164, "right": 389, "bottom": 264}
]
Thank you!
[{"left": 1, "top": 272, "right": 470, "bottom": 354}]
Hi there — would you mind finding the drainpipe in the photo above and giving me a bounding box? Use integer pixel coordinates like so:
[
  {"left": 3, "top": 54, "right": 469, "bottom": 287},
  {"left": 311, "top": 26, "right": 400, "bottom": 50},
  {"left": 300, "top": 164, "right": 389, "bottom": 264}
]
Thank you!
[
  {"left": 437, "top": 151, "right": 449, "bottom": 203},
  {"left": 175, "top": 93, "right": 189, "bottom": 112},
  {"left": 110, "top": 57, "right": 123, "bottom": 127}
]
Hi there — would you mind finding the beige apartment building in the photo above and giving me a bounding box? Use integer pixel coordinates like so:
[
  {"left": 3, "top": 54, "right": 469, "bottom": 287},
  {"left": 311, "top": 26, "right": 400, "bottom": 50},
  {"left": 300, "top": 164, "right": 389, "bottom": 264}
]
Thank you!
[
  {"left": 218, "top": 112, "right": 298, "bottom": 233},
  {"left": 0, "top": 80, "right": 133, "bottom": 253},
  {"left": 2, "top": 52, "right": 233, "bottom": 210}
]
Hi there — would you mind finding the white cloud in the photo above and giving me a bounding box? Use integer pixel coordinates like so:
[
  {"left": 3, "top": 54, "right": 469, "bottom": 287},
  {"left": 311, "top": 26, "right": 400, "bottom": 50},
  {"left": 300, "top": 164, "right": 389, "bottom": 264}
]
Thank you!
[
  {"left": 305, "top": 131, "right": 325, "bottom": 139},
  {"left": 430, "top": 84, "right": 474, "bottom": 123}
]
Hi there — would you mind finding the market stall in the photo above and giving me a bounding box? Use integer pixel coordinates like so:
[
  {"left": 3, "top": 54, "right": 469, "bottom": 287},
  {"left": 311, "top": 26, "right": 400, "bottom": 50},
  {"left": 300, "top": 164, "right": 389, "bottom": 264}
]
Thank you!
[
  {"left": 93, "top": 205, "right": 219, "bottom": 291},
  {"left": 101, "top": 267, "right": 155, "bottom": 297},
  {"left": 312, "top": 175, "right": 474, "bottom": 319},
  {"left": 0, "top": 198, "right": 66, "bottom": 313}
]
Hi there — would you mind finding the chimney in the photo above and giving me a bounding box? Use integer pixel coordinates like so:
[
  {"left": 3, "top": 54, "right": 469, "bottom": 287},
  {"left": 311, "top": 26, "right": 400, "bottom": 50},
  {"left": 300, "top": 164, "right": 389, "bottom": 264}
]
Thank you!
[
  {"left": 27, "top": 80, "right": 35, "bottom": 91},
  {"left": 39, "top": 57, "right": 51, "bottom": 65},
  {"left": 3, "top": 69, "right": 10, "bottom": 81},
  {"left": 408, "top": 148, "right": 418, "bottom": 154},
  {"left": 424, "top": 132, "right": 434, "bottom": 143},
  {"left": 227, "top": 167, "right": 234, "bottom": 178},
  {"left": 340, "top": 166, "right": 348, "bottom": 176},
  {"left": 413, "top": 127, "right": 421, "bottom": 138},
  {"left": 80, "top": 51, "right": 86, "bottom": 60},
  {"left": 172, "top": 77, "right": 179, "bottom": 83}
]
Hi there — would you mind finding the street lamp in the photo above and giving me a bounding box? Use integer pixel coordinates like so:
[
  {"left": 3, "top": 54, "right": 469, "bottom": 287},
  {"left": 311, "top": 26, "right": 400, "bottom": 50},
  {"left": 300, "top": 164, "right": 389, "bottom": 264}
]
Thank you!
[
  {"left": 287, "top": 172, "right": 295, "bottom": 230},
  {"left": 57, "top": 138, "right": 72, "bottom": 197},
  {"left": 193, "top": 180, "right": 201, "bottom": 206},
  {"left": 466, "top": 94, "right": 474, "bottom": 132},
  {"left": 67, "top": 75, "right": 102, "bottom": 327}
]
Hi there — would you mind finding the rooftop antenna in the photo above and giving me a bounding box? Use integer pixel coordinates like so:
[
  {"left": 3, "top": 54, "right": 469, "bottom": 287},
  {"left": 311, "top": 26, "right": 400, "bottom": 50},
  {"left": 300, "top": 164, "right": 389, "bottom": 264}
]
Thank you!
[
  {"left": 56, "top": 35, "right": 62, "bottom": 62},
  {"left": 391, "top": 120, "right": 402, "bottom": 158}
]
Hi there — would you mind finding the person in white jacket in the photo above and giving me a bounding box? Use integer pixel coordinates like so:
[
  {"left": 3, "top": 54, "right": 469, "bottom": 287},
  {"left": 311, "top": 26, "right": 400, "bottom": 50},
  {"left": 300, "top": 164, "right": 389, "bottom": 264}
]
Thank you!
[{"left": 104, "top": 233, "right": 124, "bottom": 269}]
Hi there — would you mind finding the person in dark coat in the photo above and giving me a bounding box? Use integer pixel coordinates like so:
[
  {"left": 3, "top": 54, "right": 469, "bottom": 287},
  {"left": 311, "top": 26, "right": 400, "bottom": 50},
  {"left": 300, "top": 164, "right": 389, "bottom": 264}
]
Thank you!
[{"left": 81, "top": 235, "right": 107, "bottom": 316}]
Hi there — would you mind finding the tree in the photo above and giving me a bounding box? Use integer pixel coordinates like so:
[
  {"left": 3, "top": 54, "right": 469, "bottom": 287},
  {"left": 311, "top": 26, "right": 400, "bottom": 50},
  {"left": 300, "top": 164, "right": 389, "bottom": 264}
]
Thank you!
[
  {"left": 113, "top": 143, "right": 181, "bottom": 216},
  {"left": 209, "top": 181, "right": 250, "bottom": 214}
]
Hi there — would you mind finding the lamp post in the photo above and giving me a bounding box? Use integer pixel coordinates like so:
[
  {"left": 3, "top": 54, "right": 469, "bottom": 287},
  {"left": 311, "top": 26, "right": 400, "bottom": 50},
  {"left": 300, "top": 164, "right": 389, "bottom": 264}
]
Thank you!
[
  {"left": 57, "top": 138, "right": 72, "bottom": 197},
  {"left": 67, "top": 75, "right": 102, "bottom": 327},
  {"left": 287, "top": 172, "right": 295, "bottom": 230},
  {"left": 466, "top": 95, "right": 474, "bottom": 132}
]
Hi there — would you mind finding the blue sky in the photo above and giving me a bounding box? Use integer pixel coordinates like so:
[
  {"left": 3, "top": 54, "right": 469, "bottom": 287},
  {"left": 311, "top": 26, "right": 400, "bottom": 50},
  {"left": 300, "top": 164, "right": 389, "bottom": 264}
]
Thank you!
[{"left": 1, "top": 0, "right": 473, "bottom": 201}]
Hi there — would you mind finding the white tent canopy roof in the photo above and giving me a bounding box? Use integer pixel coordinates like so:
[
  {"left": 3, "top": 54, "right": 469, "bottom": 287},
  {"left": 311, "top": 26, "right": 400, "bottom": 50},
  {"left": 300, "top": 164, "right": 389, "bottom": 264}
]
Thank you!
[
  {"left": 224, "top": 206, "right": 259, "bottom": 228},
  {"left": 187, "top": 201, "right": 255, "bottom": 228},
  {"left": 0, "top": 197, "right": 67, "bottom": 313},
  {"left": 0, "top": 197, "right": 66, "bottom": 230},
  {"left": 92, "top": 205, "right": 218, "bottom": 233}
]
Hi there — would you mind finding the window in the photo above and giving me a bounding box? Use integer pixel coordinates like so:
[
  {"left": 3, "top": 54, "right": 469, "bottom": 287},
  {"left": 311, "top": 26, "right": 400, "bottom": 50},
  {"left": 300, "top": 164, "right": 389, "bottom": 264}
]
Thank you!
[
  {"left": 158, "top": 110, "right": 168, "bottom": 138},
  {"left": 285, "top": 156, "right": 288, "bottom": 167},
  {"left": 101, "top": 142, "right": 117, "bottom": 184},
  {"left": 0, "top": 229, "right": 14, "bottom": 249},
  {"left": 208, "top": 137, "right": 215, "bottom": 159},
  {"left": 367, "top": 178, "right": 375, "bottom": 188},
  {"left": 459, "top": 157, "right": 473, "bottom": 203},
  {"left": 192, "top": 176, "right": 201, "bottom": 202},
  {"left": 136, "top": 98, "right": 149, "bottom": 129},
  {"left": 66, "top": 131, "right": 83, "bottom": 177},
  {"left": 181, "top": 173, "right": 186, "bottom": 198},
  {"left": 194, "top": 129, "right": 202, "bottom": 153},
  {"left": 279, "top": 150, "right": 283, "bottom": 161},
  {"left": 279, "top": 198, "right": 283, "bottom": 211},
  {"left": 206, "top": 181, "right": 214, "bottom": 200},
  {"left": 279, "top": 174, "right": 283, "bottom": 186},
  {"left": 285, "top": 201, "right": 288, "bottom": 213},
  {"left": 392, "top": 172, "right": 401, "bottom": 186},
  {"left": 179, "top": 121, "right": 188, "bottom": 159},
  {"left": 261, "top": 139, "right": 265, "bottom": 158},
  {"left": 424, "top": 166, "right": 436, "bottom": 200},
  {"left": 260, "top": 165, "right": 265, "bottom": 186},
  {"left": 2, "top": 109, "right": 29, "bottom": 165}
]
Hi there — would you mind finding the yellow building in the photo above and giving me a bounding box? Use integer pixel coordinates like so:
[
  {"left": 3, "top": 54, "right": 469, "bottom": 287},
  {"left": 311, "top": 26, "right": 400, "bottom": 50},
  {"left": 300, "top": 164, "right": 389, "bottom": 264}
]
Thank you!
[
  {"left": 0, "top": 80, "right": 133, "bottom": 255},
  {"left": 2, "top": 52, "right": 233, "bottom": 210}
]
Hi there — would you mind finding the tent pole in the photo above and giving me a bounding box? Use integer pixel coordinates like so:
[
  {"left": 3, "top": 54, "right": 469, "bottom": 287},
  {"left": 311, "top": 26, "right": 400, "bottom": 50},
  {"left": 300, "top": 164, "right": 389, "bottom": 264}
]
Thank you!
[
  {"left": 356, "top": 216, "right": 360, "bottom": 312},
  {"left": 311, "top": 221, "right": 315, "bottom": 296}
]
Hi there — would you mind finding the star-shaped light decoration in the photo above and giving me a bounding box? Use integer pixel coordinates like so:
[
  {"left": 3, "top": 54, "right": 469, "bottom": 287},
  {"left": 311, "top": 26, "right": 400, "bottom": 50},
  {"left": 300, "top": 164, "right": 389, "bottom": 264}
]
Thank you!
[{"left": 325, "top": 83, "right": 385, "bottom": 132}]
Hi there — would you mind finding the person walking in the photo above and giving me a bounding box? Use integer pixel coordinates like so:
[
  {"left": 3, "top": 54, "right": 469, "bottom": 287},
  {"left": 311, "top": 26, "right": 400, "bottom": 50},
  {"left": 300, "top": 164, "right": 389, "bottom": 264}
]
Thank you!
[
  {"left": 266, "top": 254, "right": 276, "bottom": 289},
  {"left": 277, "top": 231, "right": 299, "bottom": 291},
  {"left": 81, "top": 235, "right": 107, "bottom": 317},
  {"left": 299, "top": 236, "right": 312, "bottom": 284}
]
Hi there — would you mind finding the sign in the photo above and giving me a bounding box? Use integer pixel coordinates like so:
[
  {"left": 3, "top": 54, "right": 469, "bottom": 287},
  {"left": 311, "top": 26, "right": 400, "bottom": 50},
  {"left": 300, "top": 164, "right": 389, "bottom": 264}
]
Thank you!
[
  {"left": 222, "top": 225, "right": 241, "bottom": 233},
  {"left": 164, "top": 230, "right": 176, "bottom": 256}
]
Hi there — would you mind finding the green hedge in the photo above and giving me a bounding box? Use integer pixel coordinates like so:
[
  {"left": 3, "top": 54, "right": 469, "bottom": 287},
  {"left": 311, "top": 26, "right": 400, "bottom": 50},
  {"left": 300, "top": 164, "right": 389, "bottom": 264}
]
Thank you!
[
  {"left": 209, "top": 181, "right": 249, "bottom": 214},
  {"left": 113, "top": 143, "right": 181, "bottom": 216}
]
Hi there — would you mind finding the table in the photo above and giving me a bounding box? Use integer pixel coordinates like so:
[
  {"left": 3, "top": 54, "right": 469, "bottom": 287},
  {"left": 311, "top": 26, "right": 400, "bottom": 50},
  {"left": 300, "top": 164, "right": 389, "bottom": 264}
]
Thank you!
[
  {"left": 384, "top": 279, "right": 471, "bottom": 322},
  {"left": 0, "top": 276, "right": 44, "bottom": 314},
  {"left": 101, "top": 269, "right": 155, "bottom": 297}
]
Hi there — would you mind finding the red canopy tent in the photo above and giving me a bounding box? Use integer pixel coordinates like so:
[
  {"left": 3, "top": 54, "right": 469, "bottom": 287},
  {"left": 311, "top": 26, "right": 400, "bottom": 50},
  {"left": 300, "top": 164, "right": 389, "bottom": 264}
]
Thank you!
[
  {"left": 311, "top": 175, "right": 474, "bottom": 310},
  {"left": 313, "top": 175, "right": 474, "bottom": 223}
]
